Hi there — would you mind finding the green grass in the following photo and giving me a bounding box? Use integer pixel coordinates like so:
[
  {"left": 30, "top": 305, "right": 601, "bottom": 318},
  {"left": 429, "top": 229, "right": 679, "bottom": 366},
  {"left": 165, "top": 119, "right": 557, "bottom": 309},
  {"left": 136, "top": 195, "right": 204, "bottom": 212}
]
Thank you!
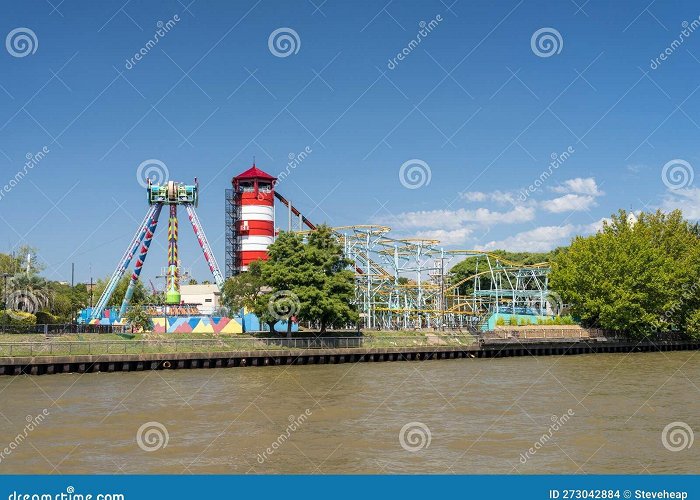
[{"left": 0, "top": 330, "right": 477, "bottom": 357}]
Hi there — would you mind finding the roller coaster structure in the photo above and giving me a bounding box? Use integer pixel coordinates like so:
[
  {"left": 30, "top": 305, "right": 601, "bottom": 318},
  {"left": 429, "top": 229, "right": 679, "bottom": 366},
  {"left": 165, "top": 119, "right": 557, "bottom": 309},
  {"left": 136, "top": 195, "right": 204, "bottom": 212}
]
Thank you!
[{"left": 325, "top": 225, "right": 553, "bottom": 330}]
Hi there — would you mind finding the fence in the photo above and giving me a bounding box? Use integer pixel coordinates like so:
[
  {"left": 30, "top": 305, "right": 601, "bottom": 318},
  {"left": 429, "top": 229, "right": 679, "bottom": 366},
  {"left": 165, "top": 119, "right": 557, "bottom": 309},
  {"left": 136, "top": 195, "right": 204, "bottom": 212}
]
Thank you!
[
  {"left": 486, "top": 328, "right": 606, "bottom": 340},
  {"left": 0, "top": 334, "right": 478, "bottom": 357},
  {"left": 481, "top": 328, "right": 691, "bottom": 342},
  {"left": 0, "top": 323, "right": 124, "bottom": 335}
]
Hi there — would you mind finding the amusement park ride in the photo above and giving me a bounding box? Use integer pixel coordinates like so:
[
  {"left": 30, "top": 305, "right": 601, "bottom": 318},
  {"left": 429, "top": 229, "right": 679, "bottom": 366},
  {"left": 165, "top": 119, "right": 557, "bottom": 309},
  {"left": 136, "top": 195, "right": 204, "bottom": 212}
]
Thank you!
[
  {"left": 88, "top": 178, "right": 224, "bottom": 323},
  {"left": 84, "top": 163, "right": 556, "bottom": 332}
]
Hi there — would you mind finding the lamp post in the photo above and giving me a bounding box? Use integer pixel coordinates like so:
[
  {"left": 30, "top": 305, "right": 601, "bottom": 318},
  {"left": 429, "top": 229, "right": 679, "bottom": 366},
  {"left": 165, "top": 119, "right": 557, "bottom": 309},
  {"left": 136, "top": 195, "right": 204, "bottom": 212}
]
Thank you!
[{"left": 2, "top": 273, "right": 11, "bottom": 330}]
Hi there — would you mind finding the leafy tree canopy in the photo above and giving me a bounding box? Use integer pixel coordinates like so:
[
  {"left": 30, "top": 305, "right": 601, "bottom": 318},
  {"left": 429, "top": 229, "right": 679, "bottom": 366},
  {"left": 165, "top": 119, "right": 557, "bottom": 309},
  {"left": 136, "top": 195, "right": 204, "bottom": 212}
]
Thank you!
[
  {"left": 551, "top": 210, "right": 700, "bottom": 338},
  {"left": 254, "top": 225, "right": 358, "bottom": 334},
  {"left": 222, "top": 260, "right": 265, "bottom": 313}
]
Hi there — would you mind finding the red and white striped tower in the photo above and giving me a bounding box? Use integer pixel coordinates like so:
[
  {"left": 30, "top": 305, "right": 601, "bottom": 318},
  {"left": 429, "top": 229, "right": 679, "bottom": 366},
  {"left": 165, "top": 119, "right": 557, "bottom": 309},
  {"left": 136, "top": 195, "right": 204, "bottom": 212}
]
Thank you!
[{"left": 233, "top": 164, "right": 276, "bottom": 271}]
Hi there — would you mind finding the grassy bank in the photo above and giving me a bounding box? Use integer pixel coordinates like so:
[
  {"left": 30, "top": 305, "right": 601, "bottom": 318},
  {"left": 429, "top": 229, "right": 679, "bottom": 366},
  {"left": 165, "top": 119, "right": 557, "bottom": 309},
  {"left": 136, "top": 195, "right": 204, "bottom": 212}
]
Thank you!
[{"left": 0, "top": 331, "right": 477, "bottom": 357}]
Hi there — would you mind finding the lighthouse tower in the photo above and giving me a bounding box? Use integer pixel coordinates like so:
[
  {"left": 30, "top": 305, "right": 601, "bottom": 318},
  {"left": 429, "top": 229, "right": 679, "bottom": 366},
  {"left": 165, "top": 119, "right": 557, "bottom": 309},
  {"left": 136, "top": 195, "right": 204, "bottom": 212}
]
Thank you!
[{"left": 228, "top": 164, "right": 276, "bottom": 274}]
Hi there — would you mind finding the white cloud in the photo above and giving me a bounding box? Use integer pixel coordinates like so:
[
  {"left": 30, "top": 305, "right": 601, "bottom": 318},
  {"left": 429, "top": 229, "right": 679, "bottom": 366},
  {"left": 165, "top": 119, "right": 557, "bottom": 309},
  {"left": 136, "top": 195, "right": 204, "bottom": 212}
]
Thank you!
[
  {"left": 412, "top": 228, "right": 474, "bottom": 246},
  {"left": 542, "top": 193, "right": 597, "bottom": 213},
  {"left": 382, "top": 206, "right": 536, "bottom": 230},
  {"left": 460, "top": 190, "right": 517, "bottom": 205},
  {"left": 481, "top": 225, "right": 577, "bottom": 252},
  {"left": 461, "top": 191, "right": 487, "bottom": 202},
  {"left": 551, "top": 177, "right": 603, "bottom": 196},
  {"left": 479, "top": 220, "right": 604, "bottom": 252},
  {"left": 581, "top": 217, "right": 609, "bottom": 233},
  {"left": 661, "top": 187, "right": 700, "bottom": 219}
]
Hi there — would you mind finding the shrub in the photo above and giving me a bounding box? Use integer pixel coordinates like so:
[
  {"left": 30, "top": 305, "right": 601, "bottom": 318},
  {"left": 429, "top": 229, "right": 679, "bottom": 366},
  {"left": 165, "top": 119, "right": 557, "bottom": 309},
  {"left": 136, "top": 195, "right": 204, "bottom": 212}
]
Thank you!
[
  {"left": 0, "top": 310, "right": 37, "bottom": 327},
  {"left": 35, "top": 311, "right": 59, "bottom": 324}
]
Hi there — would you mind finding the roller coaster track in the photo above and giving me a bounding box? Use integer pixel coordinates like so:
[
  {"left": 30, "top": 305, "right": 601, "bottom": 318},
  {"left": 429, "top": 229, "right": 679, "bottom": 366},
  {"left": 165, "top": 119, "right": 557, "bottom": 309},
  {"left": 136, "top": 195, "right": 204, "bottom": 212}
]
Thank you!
[{"left": 270, "top": 194, "right": 552, "bottom": 328}]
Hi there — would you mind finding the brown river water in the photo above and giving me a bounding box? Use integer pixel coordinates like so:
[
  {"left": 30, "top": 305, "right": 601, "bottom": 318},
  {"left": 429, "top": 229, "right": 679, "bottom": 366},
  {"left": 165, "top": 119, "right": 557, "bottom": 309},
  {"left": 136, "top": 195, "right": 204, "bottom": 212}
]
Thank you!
[{"left": 0, "top": 351, "right": 698, "bottom": 474}]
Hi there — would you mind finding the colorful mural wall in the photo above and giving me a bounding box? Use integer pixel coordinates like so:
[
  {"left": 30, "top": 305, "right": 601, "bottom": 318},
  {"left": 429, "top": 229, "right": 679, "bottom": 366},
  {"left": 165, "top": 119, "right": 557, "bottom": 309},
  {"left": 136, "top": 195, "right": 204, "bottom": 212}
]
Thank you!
[
  {"left": 151, "top": 316, "right": 243, "bottom": 333},
  {"left": 80, "top": 308, "right": 297, "bottom": 334}
]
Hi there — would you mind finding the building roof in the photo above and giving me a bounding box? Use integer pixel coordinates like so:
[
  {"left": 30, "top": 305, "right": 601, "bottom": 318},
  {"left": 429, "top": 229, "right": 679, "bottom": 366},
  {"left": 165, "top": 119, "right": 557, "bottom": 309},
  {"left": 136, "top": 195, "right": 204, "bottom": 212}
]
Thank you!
[
  {"left": 233, "top": 164, "right": 276, "bottom": 181},
  {"left": 180, "top": 284, "right": 220, "bottom": 295}
]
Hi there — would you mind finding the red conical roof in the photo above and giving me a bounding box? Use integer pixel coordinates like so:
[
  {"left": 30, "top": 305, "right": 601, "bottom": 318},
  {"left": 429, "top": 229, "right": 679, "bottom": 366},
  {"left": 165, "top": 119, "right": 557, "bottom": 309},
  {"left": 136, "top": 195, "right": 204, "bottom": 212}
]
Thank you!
[{"left": 234, "top": 164, "right": 276, "bottom": 181}]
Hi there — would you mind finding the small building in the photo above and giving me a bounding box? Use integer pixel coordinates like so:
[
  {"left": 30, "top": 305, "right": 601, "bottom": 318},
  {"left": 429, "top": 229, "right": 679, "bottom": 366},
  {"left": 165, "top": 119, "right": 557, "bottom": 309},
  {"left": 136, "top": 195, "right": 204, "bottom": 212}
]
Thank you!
[{"left": 180, "top": 284, "right": 220, "bottom": 315}]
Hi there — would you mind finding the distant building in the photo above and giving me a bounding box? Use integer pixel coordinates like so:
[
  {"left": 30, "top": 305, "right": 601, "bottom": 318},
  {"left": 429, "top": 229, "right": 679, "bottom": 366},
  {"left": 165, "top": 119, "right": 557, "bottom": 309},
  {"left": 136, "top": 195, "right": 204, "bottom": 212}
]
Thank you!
[{"left": 180, "top": 284, "right": 220, "bottom": 315}]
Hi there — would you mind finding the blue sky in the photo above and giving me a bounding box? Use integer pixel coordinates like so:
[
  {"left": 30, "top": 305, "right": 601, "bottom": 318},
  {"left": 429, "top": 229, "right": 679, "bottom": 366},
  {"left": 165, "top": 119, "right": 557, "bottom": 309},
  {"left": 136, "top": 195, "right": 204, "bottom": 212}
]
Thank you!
[{"left": 1, "top": 0, "right": 699, "bottom": 284}]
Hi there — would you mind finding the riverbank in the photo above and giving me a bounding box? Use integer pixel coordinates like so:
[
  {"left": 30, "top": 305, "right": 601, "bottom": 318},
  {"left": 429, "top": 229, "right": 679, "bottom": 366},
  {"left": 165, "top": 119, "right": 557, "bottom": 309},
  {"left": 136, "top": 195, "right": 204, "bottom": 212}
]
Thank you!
[{"left": 1, "top": 336, "right": 697, "bottom": 375}]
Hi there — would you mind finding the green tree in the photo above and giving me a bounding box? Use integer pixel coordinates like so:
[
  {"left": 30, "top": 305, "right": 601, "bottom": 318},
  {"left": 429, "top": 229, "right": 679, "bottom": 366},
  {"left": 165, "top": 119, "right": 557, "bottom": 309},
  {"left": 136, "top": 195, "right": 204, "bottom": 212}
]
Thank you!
[
  {"left": 222, "top": 260, "right": 265, "bottom": 313},
  {"left": 298, "top": 225, "right": 357, "bottom": 333},
  {"left": 0, "top": 253, "right": 17, "bottom": 275},
  {"left": 257, "top": 225, "right": 358, "bottom": 334},
  {"left": 92, "top": 276, "right": 148, "bottom": 308},
  {"left": 257, "top": 231, "right": 307, "bottom": 335},
  {"left": 124, "top": 304, "right": 153, "bottom": 332},
  {"left": 551, "top": 210, "right": 700, "bottom": 338}
]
